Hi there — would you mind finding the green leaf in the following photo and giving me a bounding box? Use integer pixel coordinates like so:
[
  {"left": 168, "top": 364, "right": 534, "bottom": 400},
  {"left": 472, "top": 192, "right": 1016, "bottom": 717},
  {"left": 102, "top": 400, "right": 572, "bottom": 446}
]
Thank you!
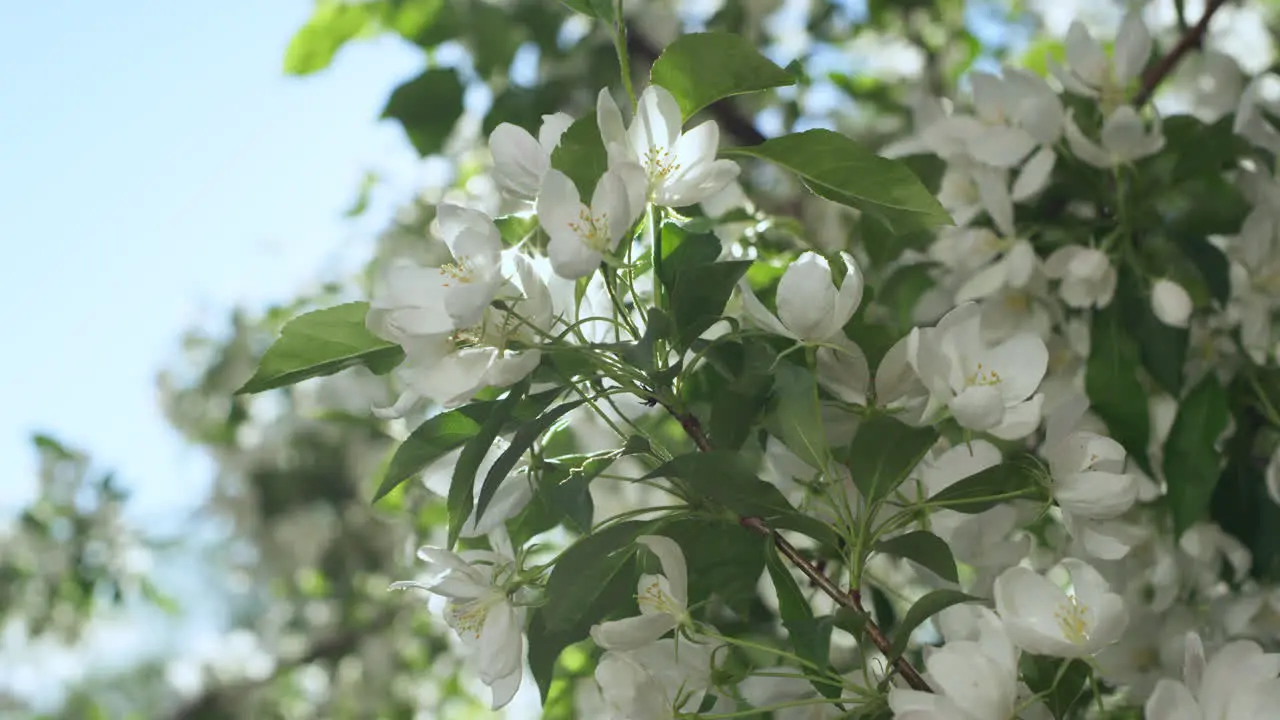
[
  {"left": 873, "top": 531, "right": 958, "bottom": 583},
  {"left": 845, "top": 415, "right": 939, "bottom": 506},
  {"left": 1165, "top": 375, "right": 1230, "bottom": 537},
  {"left": 283, "top": 0, "right": 382, "bottom": 75},
  {"left": 641, "top": 451, "right": 840, "bottom": 548},
  {"left": 888, "top": 589, "right": 979, "bottom": 658},
  {"left": 658, "top": 225, "right": 752, "bottom": 349},
  {"left": 549, "top": 112, "right": 609, "bottom": 200},
  {"left": 495, "top": 214, "right": 539, "bottom": 245},
  {"left": 1020, "top": 656, "right": 1091, "bottom": 720},
  {"left": 542, "top": 521, "right": 651, "bottom": 632},
  {"left": 373, "top": 387, "right": 564, "bottom": 502},
  {"left": 704, "top": 341, "right": 776, "bottom": 450},
  {"left": 475, "top": 399, "right": 588, "bottom": 522},
  {"left": 649, "top": 32, "right": 795, "bottom": 120},
  {"left": 528, "top": 550, "right": 637, "bottom": 701},
  {"left": 771, "top": 363, "right": 829, "bottom": 470},
  {"left": 1117, "top": 270, "right": 1187, "bottom": 396},
  {"left": 236, "top": 302, "right": 404, "bottom": 394},
  {"left": 765, "top": 546, "right": 839, "bottom": 698},
  {"left": 1086, "top": 300, "right": 1152, "bottom": 473},
  {"left": 724, "top": 130, "right": 952, "bottom": 233},
  {"left": 449, "top": 380, "right": 531, "bottom": 547},
  {"left": 662, "top": 517, "right": 767, "bottom": 612},
  {"left": 467, "top": 2, "right": 523, "bottom": 77},
  {"left": 924, "top": 458, "right": 1046, "bottom": 514},
  {"left": 382, "top": 67, "right": 465, "bottom": 157}
]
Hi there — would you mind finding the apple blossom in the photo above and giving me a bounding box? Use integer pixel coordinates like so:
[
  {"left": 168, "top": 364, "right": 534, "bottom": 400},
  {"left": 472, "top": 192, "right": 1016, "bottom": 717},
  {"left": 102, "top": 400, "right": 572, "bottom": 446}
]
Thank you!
[
  {"left": 908, "top": 302, "right": 1048, "bottom": 438},
  {"left": 994, "top": 558, "right": 1128, "bottom": 658},
  {"left": 1064, "top": 106, "right": 1165, "bottom": 169},
  {"left": 738, "top": 251, "right": 864, "bottom": 344},
  {"left": 1145, "top": 635, "right": 1280, "bottom": 720},
  {"left": 591, "top": 535, "right": 690, "bottom": 650},
  {"left": 538, "top": 167, "right": 642, "bottom": 279},
  {"left": 889, "top": 607, "right": 1019, "bottom": 720},
  {"left": 594, "top": 638, "right": 717, "bottom": 720},
  {"left": 1152, "top": 278, "right": 1194, "bottom": 328},
  {"left": 390, "top": 536, "right": 527, "bottom": 709},
  {"left": 1051, "top": 13, "right": 1152, "bottom": 105},
  {"left": 597, "top": 84, "right": 740, "bottom": 207},
  {"left": 1044, "top": 245, "right": 1117, "bottom": 309}
]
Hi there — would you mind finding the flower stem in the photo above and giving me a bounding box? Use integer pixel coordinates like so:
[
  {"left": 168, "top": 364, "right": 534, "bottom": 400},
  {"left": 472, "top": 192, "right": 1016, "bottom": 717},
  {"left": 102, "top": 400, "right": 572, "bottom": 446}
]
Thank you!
[
  {"left": 660, "top": 403, "right": 934, "bottom": 693},
  {"left": 611, "top": 3, "right": 637, "bottom": 108}
]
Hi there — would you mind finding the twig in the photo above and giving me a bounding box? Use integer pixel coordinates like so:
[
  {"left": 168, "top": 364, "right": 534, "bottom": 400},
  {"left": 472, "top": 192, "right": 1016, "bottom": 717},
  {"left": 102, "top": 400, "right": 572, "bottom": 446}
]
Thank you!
[
  {"left": 664, "top": 404, "right": 932, "bottom": 692},
  {"left": 1134, "top": 0, "right": 1231, "bottom": 106}
]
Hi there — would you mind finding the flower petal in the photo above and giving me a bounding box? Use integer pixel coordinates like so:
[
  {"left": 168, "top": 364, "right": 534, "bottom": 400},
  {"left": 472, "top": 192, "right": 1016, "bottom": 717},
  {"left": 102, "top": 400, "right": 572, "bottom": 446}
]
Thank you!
[
  {"left": 1113, "top": 11, "right": 1152, "bottom": 84},
  {"left": 590, "top": 613, "right": 680, "bottom": 650},
  {"left": 776, "top": 252, "right": 841, "bottom": 341},
  {"left": 490, "top": 122, "right": 547, "bottom": 200},
  {"left": 638, "top": 535, "right": 688, "bottom": 608},
  {"left": 1065, "top": 21, "right": 1107, "bottom": 87}
]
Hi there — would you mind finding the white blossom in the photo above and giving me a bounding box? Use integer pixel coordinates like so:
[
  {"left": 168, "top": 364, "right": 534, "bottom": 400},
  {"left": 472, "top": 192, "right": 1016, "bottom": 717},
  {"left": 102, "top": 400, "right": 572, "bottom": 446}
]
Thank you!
[
  {"left": 597, "top": 85, "right": 739, "bottom": 207},
  {"left": 889, "top": 607, "right": 1019, "bottom": 720},
  {"left": 591, "top": 535, "right": 689, "bottom": 650},
  {"left": 739, "top": 251, "right": 865, "bottom": 344},
  {"left": 538, "top": 167, "right": 642, "bottom": 279},
  {"left": 908, "top": 302, "right": 1048, "bottom": 439},
  {"left": 1044, "top": 245, "right": 1117, "bottom": 309},
  {"left": 1152, "top": 278, "right": 1194, "bottom": 328},
  {"left": 994, "top": 558, "right": 1128, "bottom": 658},
  {"left": 1064, "top": 106, "right": 1165, "bottom": 169},
  {"left": 390, "top": 535, "right": 526, "bottom": 710},
  {"left": 1145, "top": 635, "right": 1280, "bottom": 720}
]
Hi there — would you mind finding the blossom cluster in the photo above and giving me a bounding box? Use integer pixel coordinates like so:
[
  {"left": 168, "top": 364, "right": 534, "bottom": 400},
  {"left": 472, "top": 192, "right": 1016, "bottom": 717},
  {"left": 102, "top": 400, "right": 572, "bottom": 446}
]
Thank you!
[{"left": 266, "top": 8, "right": 1280, "bottom": 720}]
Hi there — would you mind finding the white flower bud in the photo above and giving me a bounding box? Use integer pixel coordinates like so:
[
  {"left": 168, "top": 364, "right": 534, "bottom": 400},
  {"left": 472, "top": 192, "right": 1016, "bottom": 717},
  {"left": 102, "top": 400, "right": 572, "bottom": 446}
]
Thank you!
[{"left": 1151, "top": 278, "right": 1193, "bottom": 328}]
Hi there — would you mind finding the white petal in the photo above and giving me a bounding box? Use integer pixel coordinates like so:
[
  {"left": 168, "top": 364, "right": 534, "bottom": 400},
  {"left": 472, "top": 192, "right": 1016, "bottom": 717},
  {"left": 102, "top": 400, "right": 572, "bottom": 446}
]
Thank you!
[
  {"left": 817, "top": 340, "right": 870, "bottom": 405},
  {"left": 630, "top": 84, "right": 683, "bottom": 160},
  {"left": 1065, "top": 21, "right": 1107, "bottom": 87},
  {"left": 1012, "top": 146, "right": 1056, "bottom": 201},
  {"left": 972, "top": 165, "right": 1015, "bottom": 237},
  {"left": 597, "top": 88, "right": 629, "bottom": 154},
  {"left": 1113, "top": 11, "right": 1152, "bottom": 84},
  {"left": 1151, "top": 278, "right": 1192, "bottom": 328},
  {"left": 1144, "top": 679, "right": 1201, "bottom": 720},
  {"left": 949, "top": 384, "right": 1005, "bottom": 432},
  {"left": 538, "top": 112, "right": 575, "bottom": 151},
  {"left": 1063, "top": 113, "right": 1114, "bottom": 168},
  {"left": 637, "top": 535, "right": 688, "bottom": 607},
  {"left": 589, "top": 613, "right": 679, "bottom": 650},
  {"left": 437, "top": 203, "right": 502, "bottom": 260},
  {"left": 831, "top": 252, "right": 865, "bottom": 324},
  {"left": 476, "top": 601, "right": 523, "bottom": 682},
  {"left": 1100, "top": 106, "right": 1149, "bottom": 162},
  {"left": 994, "top": 566, "right": 1077, "bottom": 656},
  {"left": 988, "top": 395, "right": 1044, "bottom": 440},
  {"left": 776, "top": 252, "right": 841, "bottom": 342},
  {"left": 968, "top": 126, "right": 1037, "bottom": 168},
  {"left": 1056, "top": 471, "right": 1137, "bottom": 519},
  {"left": 738, "top": 279, "right": 796, "bottom": 339},
  {"left": 592, "top": 169, "right": 634, "bottom": 249},
  {"left": 490, "top": 123, "right": 547, "bottom": 200},
  {"left": 487, "top": 667, "right": 523, "bottom": 710},
  {"left": 984, "top": 333, "right": 1048, "bottom": 404},
  {"left": 927, "top": 644, "right": 1016, "bottom": 720}
]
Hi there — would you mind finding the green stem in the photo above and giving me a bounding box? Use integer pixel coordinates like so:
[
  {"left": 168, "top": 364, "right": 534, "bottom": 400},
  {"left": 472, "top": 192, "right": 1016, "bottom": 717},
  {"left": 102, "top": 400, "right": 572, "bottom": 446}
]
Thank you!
[{"left": 612, "top": 5, "right": 637, "bottom": 108}]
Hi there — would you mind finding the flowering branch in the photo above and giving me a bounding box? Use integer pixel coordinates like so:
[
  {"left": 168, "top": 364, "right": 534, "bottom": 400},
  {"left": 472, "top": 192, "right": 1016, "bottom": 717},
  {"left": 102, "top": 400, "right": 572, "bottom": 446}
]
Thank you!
[
  {"left": 665, "top": 404, "right": 933, "bottom": 692},
  {"left": 1134, "top": 0, "right": 1232, "bottom": 106}
]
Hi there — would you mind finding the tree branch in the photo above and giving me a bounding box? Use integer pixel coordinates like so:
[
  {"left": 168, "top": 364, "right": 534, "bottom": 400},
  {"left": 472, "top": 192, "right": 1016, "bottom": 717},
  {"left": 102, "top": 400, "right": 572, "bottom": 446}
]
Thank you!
[
  {"left": 665, "top": 406, "right": 932, "bottom": 692},
  {"left": 1134, "top": 0, "right": 1231, "bottom": 106}
]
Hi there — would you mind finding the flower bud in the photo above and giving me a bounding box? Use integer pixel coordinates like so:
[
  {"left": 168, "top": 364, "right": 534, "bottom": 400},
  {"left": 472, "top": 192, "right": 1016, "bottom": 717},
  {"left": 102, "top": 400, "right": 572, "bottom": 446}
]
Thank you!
[{"left": 1151, "top": 278, "right": 1192, "bottom": 328}]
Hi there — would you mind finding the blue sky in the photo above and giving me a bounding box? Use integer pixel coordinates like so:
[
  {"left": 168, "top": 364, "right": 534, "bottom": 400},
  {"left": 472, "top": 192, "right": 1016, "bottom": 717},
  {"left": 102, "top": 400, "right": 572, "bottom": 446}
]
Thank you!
[{"left": 0, "top": 0, "right": 427, "bottom": 525}]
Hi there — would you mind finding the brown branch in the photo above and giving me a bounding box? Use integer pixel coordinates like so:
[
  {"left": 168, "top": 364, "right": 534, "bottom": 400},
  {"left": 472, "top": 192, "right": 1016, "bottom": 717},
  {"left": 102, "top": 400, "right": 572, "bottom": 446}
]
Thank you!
[
  {"left": 1134, "top": 0, "right": 1231, "bottom": 106},
  {"left": 625, "top": 25, "right": 767, "bottom": 146},
  {"left": 665, "top": 404, "right": 932, "bottom": 692}
]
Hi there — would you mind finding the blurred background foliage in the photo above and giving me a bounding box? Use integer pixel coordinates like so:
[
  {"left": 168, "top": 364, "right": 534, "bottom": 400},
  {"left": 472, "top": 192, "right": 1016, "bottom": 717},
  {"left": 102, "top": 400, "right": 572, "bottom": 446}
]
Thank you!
[{"left": 6, "top": 0, "right": 1280, "bottom": 717}]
